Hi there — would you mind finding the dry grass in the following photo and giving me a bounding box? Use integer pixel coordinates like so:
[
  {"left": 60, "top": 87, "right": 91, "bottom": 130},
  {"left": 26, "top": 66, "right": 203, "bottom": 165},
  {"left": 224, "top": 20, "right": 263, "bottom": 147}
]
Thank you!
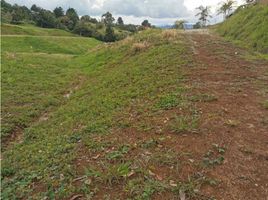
[
  {"left": 132, "top": 42, "right": 150, "bottom": 53},
  {"left": 162, "top": 30, "right": 178, "bottom": 40}
]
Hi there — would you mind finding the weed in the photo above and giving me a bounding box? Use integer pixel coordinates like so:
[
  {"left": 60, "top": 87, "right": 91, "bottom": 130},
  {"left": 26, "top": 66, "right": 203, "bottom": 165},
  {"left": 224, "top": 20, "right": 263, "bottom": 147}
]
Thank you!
[
  {"left": 141, "top": 139, "right": 159, "bottom": 149},
  {"left": 155, "top": 94, "right": 180, "bottom": 110},
  {"left": 102, "top": 162, "right": 131, "bottom": 185},
  {"left": 189, "top": 94, "right": 218, "bottom": 103},
  {"left": 170, "top": 115, "right": 199, "bottom": 134},
  {"left": 202, "top": 144, "right": 226, "bottom": 167},
  {"left": 125, "top": 177, "right": 167, "bottom": 199},
  {"left": 150, "top": 149, "right": 181, "bottom": 170},
  {"left": 106, "top": 145, "right": 130, "bottom": 160}
]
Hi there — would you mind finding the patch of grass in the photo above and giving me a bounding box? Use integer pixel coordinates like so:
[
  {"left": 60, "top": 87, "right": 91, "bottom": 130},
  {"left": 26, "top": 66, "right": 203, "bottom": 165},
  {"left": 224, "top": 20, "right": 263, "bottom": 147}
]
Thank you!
[
  {"left": 189, "top": 94, "right": 218, "bottom": 103},
  {"left": 1, "top": 35, "right": 100, "bottom": 139},
  {"left": 125, "top": 177, "right": 168, "bottom": 200},
  {"left": 150, "top": 149, "right": 181, "bottom": 169},
  {"left": 155, "top": 94, "right": 181, "bottom": 110},
  {"left": 169, "top": 114, "right": 199, "bottom": 134},
  {"left": 106, "top": 145, "right": 130, "bottom": 160},
  {"left": 1, "top": 23, "right": 75, "bottom": 36},
  {"left": 216, "top": 4, "right": 268, "bottom": 53},
  {"left": 141, "top": 139, "right": 159, "bottom": 149}
]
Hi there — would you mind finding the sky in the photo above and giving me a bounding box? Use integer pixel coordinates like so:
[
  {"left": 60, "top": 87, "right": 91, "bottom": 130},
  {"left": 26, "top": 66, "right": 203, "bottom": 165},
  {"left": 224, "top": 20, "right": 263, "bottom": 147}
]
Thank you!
[{"left": 6, "top": 0, "right": 245, "bottom": 25}]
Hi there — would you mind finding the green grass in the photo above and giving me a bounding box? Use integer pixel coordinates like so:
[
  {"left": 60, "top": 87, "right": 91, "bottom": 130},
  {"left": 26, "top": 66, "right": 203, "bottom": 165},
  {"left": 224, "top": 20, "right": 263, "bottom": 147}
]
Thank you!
[
  {"left": 216, "top": 4, "right": 268, "bottom": 53},
  {"left": 1, "top": 23, "right": 75, "bottom": 36},
  {"left": 1, "top": 33, "right": 101, "bottom": 139},
  {"left": 1, "top": 35, "right": 100, "bottom": 54},
  {"left": 1, "top": 29, "right": 213, "bottom": 199}
]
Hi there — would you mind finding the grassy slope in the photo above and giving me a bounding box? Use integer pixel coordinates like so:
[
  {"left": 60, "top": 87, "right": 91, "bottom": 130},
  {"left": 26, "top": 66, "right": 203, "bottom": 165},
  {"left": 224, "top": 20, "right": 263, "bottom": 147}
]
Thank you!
[
  {"left": 1, "top": 30, "right": 207, "bottom": 199},
  {"left": 1, "top": 23, "right": 75, "bottom": 36},
  {"left": 1, "top": 26, "right": 101, "bottom": 139},
  {"left": 216, "top": 4, "right": 268, "bottom": 53}
]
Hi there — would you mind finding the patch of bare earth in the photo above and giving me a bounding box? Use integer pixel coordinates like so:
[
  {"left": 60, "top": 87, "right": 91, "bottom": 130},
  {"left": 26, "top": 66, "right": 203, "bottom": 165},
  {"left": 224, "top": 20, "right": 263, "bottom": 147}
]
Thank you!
[{"left": 182, "top": 32, "right": 268, "bottom": 199}]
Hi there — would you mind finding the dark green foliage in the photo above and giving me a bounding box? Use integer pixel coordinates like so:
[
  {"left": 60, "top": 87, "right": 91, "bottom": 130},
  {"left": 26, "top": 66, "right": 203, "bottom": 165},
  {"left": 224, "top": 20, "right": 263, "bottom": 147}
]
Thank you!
[
  {"left": 104, "top": 25, "right": 116, "bottom": 42},
  {"left": 81, "top": 15, "right": 98, "bottom": 24},
  {"left": 142, "top": 19, "right": 151, "bottom": 27},
  {"left": 36, "top": 10, "right": 57, "bottom": 28},
  {"left": 73, "top": 21, "right": 95, "bottom": 37},
  {"left": 30, "top": 4, "right": 42, "bottom": 12},
  {"left": 1, "top": 1, "right": 136, "bottom": 42},
  {"left": 65, "top": 8, "right": 79, "bottom": 29},
  {"left": 193, "top": 22, "right": 201, "bottom": 29},
  {"left": 53, "top": 7, "right": 64, "bottom": 18},
  {"left": 11, "top": 4, "right": 31, "bottom": 24},
  {"left": 117, "top": 17, "right": 124, "bottom": 25},
  {"left": 102, "top": 11, "right": 115, "bottom": 25}
]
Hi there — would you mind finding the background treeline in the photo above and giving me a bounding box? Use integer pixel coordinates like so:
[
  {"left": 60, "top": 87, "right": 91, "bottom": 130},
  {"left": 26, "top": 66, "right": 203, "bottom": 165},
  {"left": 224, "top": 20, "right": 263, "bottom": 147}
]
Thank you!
[{"left": 0, "top": 0, "right": 144, "bottom": 42}]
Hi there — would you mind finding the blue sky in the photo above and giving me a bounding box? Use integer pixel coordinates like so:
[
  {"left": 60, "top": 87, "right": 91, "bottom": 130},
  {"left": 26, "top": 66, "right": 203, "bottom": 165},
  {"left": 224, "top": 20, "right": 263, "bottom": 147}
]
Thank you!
[{"left": 6, "top": 0, "right": 244, "bottom": 25}]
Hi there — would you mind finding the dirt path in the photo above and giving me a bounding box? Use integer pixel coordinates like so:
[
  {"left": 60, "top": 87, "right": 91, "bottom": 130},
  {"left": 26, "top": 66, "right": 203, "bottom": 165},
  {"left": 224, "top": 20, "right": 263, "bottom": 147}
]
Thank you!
[{"left": 183, "top": 31, "right": 268, "bottom": 199}]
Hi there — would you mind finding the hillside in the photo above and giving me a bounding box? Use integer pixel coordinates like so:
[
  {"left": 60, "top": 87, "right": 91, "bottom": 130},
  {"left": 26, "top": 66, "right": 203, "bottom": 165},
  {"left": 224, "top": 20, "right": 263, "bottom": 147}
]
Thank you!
[
  {"left": 1, "top": 27, "right": 268, "bottom": 200},
  {"left": 1, "top": 28, "right": 101, "bottom": 140},
  {"left": 216, "top": 4, "right": 268, "bottom": 53},
  {"left": 1, "top": 23, "right": 76, "bottom": 36}
]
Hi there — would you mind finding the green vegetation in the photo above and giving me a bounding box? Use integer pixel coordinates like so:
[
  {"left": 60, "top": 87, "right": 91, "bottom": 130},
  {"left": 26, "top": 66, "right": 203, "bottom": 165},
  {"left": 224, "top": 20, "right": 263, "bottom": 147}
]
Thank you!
[
  {"left": 216, "top": 4, "right": 268, "bottom": 53},
  {"left": 1, "top": 0, "right": 138, "bottom": 42},
  {"left": 1, "top": 23, "right": 75, "bottom": 36},
  {"left": 1, "top": 29, "right": 215, "bottom": 199},
  {"left": 1, "top": 30, "right": 101, "bottom": 139}
]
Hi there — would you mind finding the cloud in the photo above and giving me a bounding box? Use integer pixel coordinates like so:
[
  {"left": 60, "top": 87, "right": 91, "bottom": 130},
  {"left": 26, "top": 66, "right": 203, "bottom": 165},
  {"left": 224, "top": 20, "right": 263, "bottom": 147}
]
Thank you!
[
  {"left": 6, "top": 0, "right": 244, "bottom": 25},
  {"left": 6, "top": 0, "right": 191, "bottom": 18}
]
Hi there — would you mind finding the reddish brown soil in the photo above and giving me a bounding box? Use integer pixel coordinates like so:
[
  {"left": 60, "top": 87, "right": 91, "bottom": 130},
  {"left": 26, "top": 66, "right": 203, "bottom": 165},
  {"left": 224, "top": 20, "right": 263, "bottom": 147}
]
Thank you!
[
  {"left": 182, "top": 32, "right": 268, "bottom": 200},
  {"left": 72, "top": 32, "right": 268, "bottom": 200}
]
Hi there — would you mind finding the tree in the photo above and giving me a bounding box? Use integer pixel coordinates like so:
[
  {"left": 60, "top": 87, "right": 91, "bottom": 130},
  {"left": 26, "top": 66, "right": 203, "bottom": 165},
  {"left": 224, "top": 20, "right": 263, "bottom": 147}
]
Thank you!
[
  {"left": 1, "top": 0, "right": 13, "bottom": 12},
  {"left": 53, "top": 7, "right": 64, "bottom": 18},
  {"left": 104, "top": 25, "right": 116, "bottom": 42},
  {"left": 30, "top": 4, "right": 42, "bottom": 12},
  {"left": 81, "top": 15, "right": 98, "bottom": 24},
  {"left": 66, "top": 8, "right": 79, "bottom": 29},
  {"left": 36, "top": 10, "right": 57, "bottom": 28},
  {"left": 174, "top": 20, "right": 186, "bottom": 29},
  {"left": 102, "top": 12, "right": 115, "bottom": 25},
  {"left": 193, "top": 22, "right": 201, "bottom": 29},
  {"left": 218, "top": 0, "right": 236, "bottom": 19},
  {"left": 11, "top": 4, "right": 31, "bottom": 24},
  {"left": 117, "top": 17, "right": 124, "bottom": 26},
  {"left": 195, "top": 6, "right": 212, "bottom": 27},
  {"left": 141, "top": 19, "right": 151, "bottom": 27},
  {"left": 73, "top": 21, "right": 95, "bottom": 37}
]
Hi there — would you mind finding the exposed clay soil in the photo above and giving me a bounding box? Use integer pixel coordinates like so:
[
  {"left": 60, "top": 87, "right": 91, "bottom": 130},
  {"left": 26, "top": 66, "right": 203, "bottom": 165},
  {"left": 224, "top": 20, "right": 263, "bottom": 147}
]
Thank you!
[{"left": 181, "top": 32, "right": 268, "bottom": 199}]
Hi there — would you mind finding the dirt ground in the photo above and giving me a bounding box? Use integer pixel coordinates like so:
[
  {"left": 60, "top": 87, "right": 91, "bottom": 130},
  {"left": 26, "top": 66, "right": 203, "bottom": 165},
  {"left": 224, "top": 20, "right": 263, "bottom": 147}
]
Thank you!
[{"left": 182, "top": 30, "right": 268, "bottom": 199}]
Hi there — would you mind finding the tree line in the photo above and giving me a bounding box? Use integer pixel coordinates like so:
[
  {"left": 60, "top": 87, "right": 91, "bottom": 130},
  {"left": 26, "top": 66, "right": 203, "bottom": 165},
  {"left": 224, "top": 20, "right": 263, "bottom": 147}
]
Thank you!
[{"left": 1, "top": 0, "right": 152, "bottom": 42}]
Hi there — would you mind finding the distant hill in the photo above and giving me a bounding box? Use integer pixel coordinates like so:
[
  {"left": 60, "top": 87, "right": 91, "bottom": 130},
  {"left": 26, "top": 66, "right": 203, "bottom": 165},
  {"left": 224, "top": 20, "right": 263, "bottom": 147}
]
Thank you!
[
  {"left": 157, "top": 24, "right": 174, "bottom": 29},
  {"left": 1, "top": 23, "right": 76, "bottom": 36},
  {"left": 216, "top": 4, "right": 268, "bottom": 53}
]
